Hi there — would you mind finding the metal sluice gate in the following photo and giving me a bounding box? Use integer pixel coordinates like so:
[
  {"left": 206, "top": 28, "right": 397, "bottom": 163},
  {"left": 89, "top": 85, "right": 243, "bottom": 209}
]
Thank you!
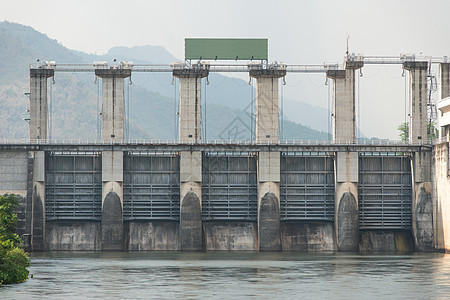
[
  {"left": 123, "top": 153, "right": 180, "bottom": 221},
  {"left": 45, "top": 152, "right": 102, "bottom": 220},
  {"left": 202, "top": 153, "right": 258, "bottom": 221},
  {"left": 358, "top": 154, "right": 412, "bottom": 230},
  {"left": 280, "top": 153, "right": 335, "bottom": 221}
]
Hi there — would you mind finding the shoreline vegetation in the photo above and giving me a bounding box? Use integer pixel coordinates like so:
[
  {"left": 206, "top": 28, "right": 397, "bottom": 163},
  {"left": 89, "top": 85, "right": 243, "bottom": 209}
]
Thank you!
[{"left": 0, "top": 194, "right": 30, "bottom": 284}]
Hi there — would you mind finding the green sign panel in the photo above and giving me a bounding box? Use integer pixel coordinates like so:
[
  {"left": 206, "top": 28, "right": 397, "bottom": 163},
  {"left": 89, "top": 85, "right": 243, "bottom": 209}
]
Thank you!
[{"left": 185, "top": 38, "right": 268, "bottom": 60}]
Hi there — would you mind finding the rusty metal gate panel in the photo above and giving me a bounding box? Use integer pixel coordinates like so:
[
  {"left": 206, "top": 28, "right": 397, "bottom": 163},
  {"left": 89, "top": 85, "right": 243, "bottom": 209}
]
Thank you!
[
  {"left": 280, "top": 153, "right": 335, "bottom": 221},
  {"left": 123, "top": 153, "right": 180, "bottom": 220},
  {"left": 358, "top": 154, "right": 412, "bottom": 229},
  {"left": 202, "top": 152, "right": 257, "bottom": 221},
  {"left": 45, "top": 152, "right": 102, "bottom": 220}
]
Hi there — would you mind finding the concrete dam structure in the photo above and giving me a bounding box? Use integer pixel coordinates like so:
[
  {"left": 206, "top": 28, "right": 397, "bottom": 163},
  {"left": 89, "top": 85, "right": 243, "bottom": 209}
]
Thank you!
[{"left": 3, "top": 49, "right": 450, "bottom": 253}]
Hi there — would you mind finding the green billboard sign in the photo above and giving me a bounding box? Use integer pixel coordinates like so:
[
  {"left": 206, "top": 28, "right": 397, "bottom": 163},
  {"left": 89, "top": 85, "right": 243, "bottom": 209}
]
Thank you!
[{"left": 185, "top": 38, "right": 268, "bottom": 61}]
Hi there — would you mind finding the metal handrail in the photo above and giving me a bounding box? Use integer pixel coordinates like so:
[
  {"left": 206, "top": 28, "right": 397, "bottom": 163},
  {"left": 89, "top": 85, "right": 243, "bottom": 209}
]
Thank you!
[{"left": 0, "top": 139, "right": 430, "bottom": 146}]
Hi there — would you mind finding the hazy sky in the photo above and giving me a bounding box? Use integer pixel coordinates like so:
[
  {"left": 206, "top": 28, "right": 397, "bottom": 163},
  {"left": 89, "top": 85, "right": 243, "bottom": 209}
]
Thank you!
[{"left": 2, "top": 0, "right": 449, "bottom": 139}]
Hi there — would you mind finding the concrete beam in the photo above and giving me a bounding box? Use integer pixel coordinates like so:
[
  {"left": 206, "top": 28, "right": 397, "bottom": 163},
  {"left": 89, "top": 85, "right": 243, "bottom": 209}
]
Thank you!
[
  {"left": 95, "top": 69, "right": 131, "bottom": 141},
  {"left": 403, "top": 61, "right": 428, "bottom": 144},
  {"left": 29, "top": 69, "right": 54, "bottom": 140}
]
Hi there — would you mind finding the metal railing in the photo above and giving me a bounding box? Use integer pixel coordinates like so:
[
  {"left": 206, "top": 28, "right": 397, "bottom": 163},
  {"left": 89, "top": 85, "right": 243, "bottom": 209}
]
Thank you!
[{"left": 0, "top": 138, "right": 432, "bottom": 146}]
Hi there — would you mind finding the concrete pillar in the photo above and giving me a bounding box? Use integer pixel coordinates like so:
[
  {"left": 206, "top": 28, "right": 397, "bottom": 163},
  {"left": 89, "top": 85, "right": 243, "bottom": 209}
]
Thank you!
[
  {"left": 29, "top": 68, "right": 54, "bottom": 140},
  {"left": 403, "top": 61, "right": 428, "bottom": 143},
  {"left": 31, "top": 151, "right": 45, "bottom": 250},
  {"left": 179, "top": 151, "right": 202, "bottom": 251},
  {"left": 326, "top": 61, "right": 363, "bottom": 143},
  {"left": 257, "top": 151, "right": 281, "bottom": 251},
  {"left": 249, "top": 68, "right": 286, "bottom": 143},
  {"left": 412, "top": 150, "right": 434, "bottom": 251},
  {"left": 95, "top": 68, "right": 131, "bottom": 141},
  {"left": 173, "top": 67, "right": 209, "bottom": 143},
  {"left": 101, "top": 150, "right": 123, "bottom": 250},
  {"left": 434, "top": 142, "right": 450, "bottom": 252},
  {"left": 334, "top": 152, "right": 359, "bottom": 252},
  {"left": 441, "top": 63, "right": 450, "bottom": 99}
]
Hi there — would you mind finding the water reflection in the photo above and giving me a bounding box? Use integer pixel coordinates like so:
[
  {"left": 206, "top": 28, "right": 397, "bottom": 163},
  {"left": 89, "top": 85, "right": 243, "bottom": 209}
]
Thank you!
[{"left": 1, "top": 252, "right": 449, "bottom": 299}]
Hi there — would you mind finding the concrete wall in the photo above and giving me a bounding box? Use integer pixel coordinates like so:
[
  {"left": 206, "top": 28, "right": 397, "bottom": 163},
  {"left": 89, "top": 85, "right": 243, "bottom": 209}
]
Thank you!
[
  {"left": 0, "top": 151, "right": 32, "bottom": 249},
  {"left": 203, "top": 222, "right": 257, "bottom": 251},
  {"left": 281, "top": 221, "right": 336, "bottom": 251},
  {"left": 45, "top": 221, "right": 101, "bottom": 250},
  {"left": 360, "top": 231, "right": 414, "bottom": 252},
  {"left": 0, "top": 151, "right": 28, "bottom": 197},
  {"left": 434, "top": 143, "right": 450, "bottom": 252},
  {"left": 125, "top": 221, "right": 180, "bottom": 251}
]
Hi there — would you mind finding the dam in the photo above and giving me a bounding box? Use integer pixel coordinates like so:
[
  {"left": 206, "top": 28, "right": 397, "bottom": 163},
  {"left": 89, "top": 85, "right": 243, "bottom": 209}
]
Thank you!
[{"left": 2, "top": 39, "right": 450, "bottom": 252}]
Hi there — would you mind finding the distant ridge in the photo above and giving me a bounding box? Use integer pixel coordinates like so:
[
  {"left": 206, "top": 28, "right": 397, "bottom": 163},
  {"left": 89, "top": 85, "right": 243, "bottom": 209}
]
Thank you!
[{"left": 0, "top": 21, "right": 330, "bottom": 141}]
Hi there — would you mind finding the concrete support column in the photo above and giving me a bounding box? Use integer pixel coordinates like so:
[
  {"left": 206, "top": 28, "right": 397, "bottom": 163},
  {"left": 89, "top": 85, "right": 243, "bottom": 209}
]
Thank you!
[
  {"left": 441, "top": 63, "right": 450, "bottom": 99},
  {"left": 439, "top": 63, "right": 450, "bottom": 140},
  {"left": 179, "top": 151, "right": 202, "bottom": 251},
  {"left": 173, "top": 67, "right": 209, "bottom": 143},
  {"left": 101, "top": 150, "right": 123, "bottom": 250},
  {"left": 257, "top": 151, "right": 281, "bottom": 251},
  {"left": 95, "top": 68, "right": 131, "bottom": 141},
  {"left": 326, "top": 61, "right": 363, "bottom": 143},
  {"left": 403, "top": 61, "right": 428, "bottom": 143},
  {"left": 434, "top": 143, "right": 450, "bottom": 252},
  {"left": 249, "top": 67, "right": 286, "bottom": 143},
  {"left": 412, "top": 150, "right": 434, "bottom": 251},
  {"left": 29, "top": 69, "right": 54, "bottom": 140},
  {"left": 31, "top": 151, "right": 45, "bottom": 250},
  {"left": 334, "top": 152, "right": 359, "bottom": 252}
]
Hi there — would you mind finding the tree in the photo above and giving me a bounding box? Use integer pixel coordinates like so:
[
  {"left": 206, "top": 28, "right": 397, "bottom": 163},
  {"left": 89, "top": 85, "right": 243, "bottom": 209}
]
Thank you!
[
  {"left": 398, "top": 122, "right": 409, "bottom": 142},
  {"left": 0, "top": 194, "right": 30, "bottom": 284}
]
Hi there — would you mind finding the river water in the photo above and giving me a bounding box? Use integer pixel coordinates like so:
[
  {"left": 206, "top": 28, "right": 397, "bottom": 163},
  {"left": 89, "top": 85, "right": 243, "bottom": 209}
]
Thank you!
[{"left": 2, "top": 252, "right": 450, "bottom": 299}]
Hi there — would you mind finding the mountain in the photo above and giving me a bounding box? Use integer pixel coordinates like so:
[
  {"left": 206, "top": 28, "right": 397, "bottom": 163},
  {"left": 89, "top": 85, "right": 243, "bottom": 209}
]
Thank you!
[{"left": 0, "top": 21, "right": 330, "bottom": 141}]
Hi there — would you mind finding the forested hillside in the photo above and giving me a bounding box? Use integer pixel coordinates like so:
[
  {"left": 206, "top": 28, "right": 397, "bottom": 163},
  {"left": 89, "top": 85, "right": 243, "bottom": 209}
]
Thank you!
[{"left": 0, "top": 21, "right": 330, "bottom": 141}]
